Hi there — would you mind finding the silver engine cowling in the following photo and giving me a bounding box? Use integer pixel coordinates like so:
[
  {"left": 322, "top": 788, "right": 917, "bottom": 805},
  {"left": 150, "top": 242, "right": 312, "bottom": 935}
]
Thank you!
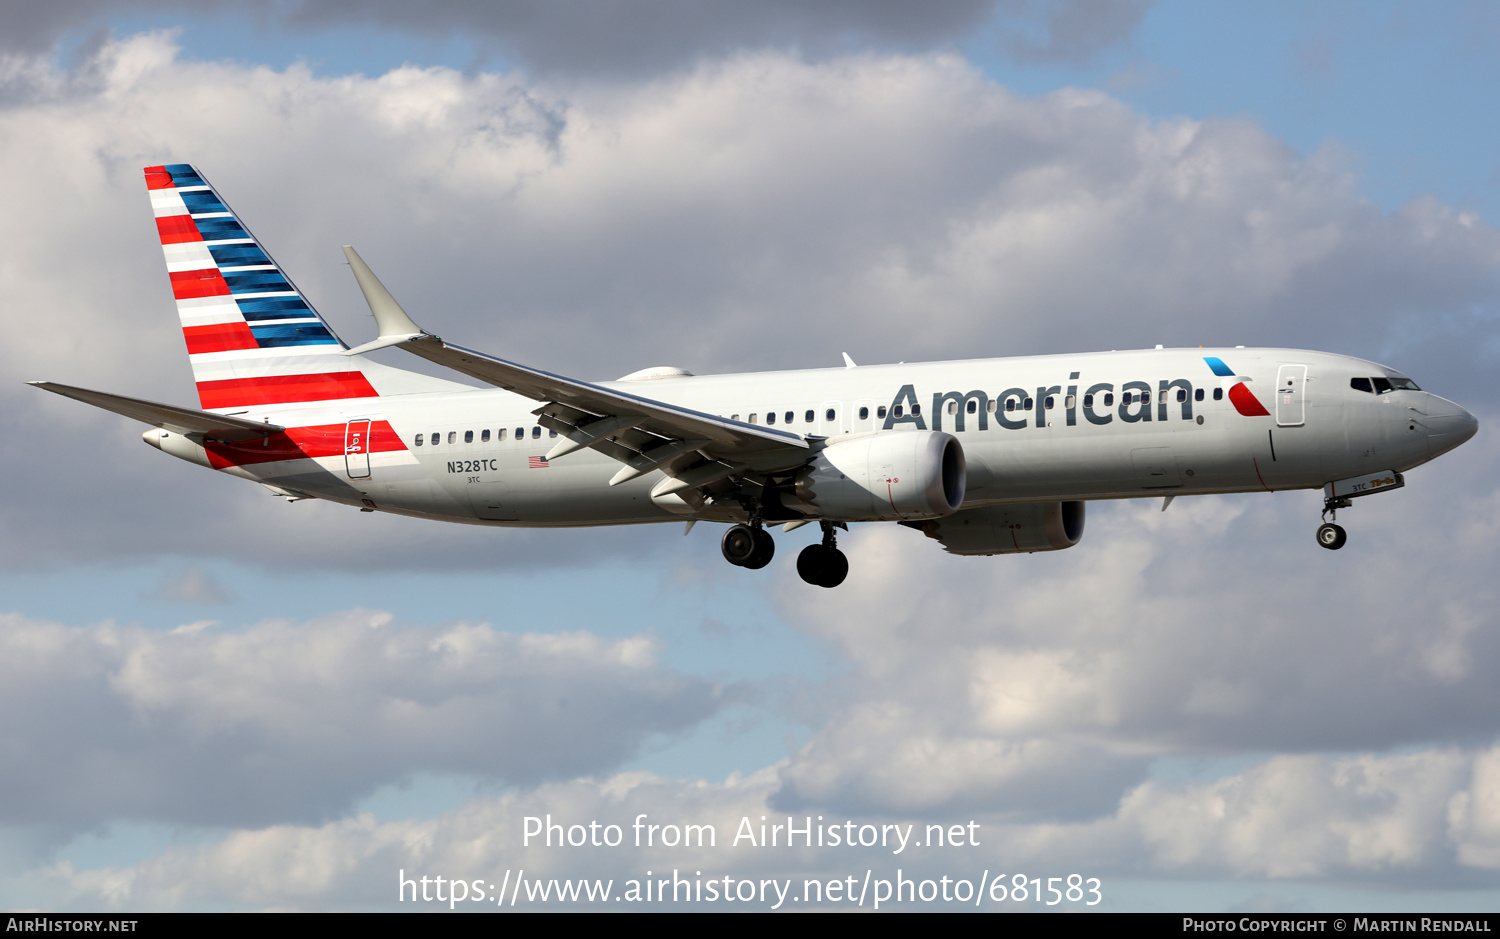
[
  {"left": 906, "top": 501, "right": 1086, "bottom": 555},
  {"left": 792, "top": 431, "right": 965, "bottom": 522}
]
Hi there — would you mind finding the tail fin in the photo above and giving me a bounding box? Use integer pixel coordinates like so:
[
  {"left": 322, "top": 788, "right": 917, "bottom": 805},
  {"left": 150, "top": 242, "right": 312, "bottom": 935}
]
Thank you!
[{"left": 145, "top": 163, "right": 464, "bottom": 411}]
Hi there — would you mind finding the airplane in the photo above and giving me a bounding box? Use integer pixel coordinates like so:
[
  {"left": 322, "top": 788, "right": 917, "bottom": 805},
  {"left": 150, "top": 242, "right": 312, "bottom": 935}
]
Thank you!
[{"left": 31, "top": 164, "right": 1480, "bottom": 587}]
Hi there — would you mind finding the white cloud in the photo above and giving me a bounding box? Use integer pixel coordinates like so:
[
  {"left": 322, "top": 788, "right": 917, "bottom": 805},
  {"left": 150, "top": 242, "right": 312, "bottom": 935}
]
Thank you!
[
  {"left": 0, "top": 609, "right": 723, "bottom": 828},
  {"left": 37, "top": 743, "right": 1500, "bottom": 910},
  {"left": 765, "top": 419, "right": 1500, "bottom": 816}
]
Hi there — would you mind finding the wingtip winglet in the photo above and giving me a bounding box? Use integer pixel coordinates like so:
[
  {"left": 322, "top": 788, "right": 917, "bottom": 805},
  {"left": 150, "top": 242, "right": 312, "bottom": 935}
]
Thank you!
[{"left": 342, "top": 245, "right": 425, "bottom": 348}]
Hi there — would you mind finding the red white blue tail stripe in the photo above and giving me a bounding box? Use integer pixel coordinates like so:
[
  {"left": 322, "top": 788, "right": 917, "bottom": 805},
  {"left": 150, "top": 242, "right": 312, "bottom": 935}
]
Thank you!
[{"left": 146, "top": 163, "right": 377, "bottom": 411}]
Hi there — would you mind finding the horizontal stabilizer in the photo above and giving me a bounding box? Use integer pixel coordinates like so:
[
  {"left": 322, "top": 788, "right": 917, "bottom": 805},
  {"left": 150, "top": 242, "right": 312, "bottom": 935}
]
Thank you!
[{"left": 29, "top": 381, "right": 284, "bottom": 441}]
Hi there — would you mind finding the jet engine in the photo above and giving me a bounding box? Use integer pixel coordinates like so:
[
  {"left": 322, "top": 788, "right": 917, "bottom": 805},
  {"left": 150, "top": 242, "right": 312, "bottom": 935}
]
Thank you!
[
  {"left": 904, "top": 501, "right": 1085, "bottom": 555},
  {"left": 792, "top": 431, "right": 965, "bottom": 521}
]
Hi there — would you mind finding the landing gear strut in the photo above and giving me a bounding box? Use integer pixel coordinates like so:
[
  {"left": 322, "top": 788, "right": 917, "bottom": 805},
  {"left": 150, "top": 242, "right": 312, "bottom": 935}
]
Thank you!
[
  {"left": 1317, "top": 497, "right": 1350, "bottom": 551},
  {"left": 797, "top": 522, "right": 849, "bottom": 588},
  {"left": 722, "top": 522, "right": 775, "bottom": 569}
]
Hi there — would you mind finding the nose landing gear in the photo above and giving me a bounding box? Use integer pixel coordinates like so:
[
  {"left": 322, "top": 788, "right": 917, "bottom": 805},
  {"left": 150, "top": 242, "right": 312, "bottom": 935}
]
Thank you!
[
  {"left": 1314, "top": 470, "right": 1405, "bottom": 551},
  {"left": 1316, "top": 496, "right": 1351, "bottom": 551},
  {"left": 797, "top": 522, "right": 849, "bottom": 588},
  {"left": 1316, "top": 520, "right": 1347, "bottom": 550}
]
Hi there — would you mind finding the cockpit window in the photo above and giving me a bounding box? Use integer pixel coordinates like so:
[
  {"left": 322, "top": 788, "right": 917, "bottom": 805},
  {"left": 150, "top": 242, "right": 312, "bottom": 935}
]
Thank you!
[
  {"left": 1372, "top": 377, "right": 1393, "bottom": 394},
  {"left": 1388, "top": 377, "right": 1421, "bottom": 391},
  {"left": 1350, "top": 377, "right": 1373, "bottom": 393}
]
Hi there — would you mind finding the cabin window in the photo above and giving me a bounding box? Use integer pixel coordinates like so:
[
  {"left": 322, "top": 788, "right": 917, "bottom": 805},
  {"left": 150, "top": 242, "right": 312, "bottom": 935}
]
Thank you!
[
  {"left": 1176, "top": 389, "right": 1187, "bottom": 403},
  {"left": 1350, "top": 377, "right": 1373, "bottom": 393},
  {"left": 766, "top": 412, "right": 777, "bottom": 425},
  {"left": 893, "top": 405, "right": 904, "bottom": 418},
  {"left": 1064, "top": 394, "right": 1075, "bottom": 409},
  {"left": 785, "top": 411, "right": 794, "bottom": 424},
  {"left": 911, "top": 404, "right": 921, "bottom": 415},
  {"left": 515, "top": 427, "right": 525, "bottom": 438},
  {"left": 947, "top": 401, "right": 958, "bottom": 416},
  {"left": 1083, "top": 394, "right": 1093, "bottom": 408},
  {"left": 858, "top": 406, "right": 869, "bottom": 420},
  {"left": 1103, "top": 393, "right": 1114, "bottom": 406},
  {"left": 825, "top": 408, "right": 836, "bottom": 421},
  {"left": 1023, "top": 397, "right": 1034, "bottom": 411},
  {"left": 1195, "top": 388, "right": 1204, "bottom": 401},
  {"left": 430, "top": 430, "right": 440, "bottom": 445},
  {"left": 1212, "top": 388, "right": 1223, "bottom": 401},
  {"left": 804, "top": 410, "right": 814, "bottom": 423},
  {"left": 414, "top": 434, "right": 424, "bottom": 446},
  {"left": 986, "top": 400, "right": 996, "bottom": 413},
  {"left": 1044, "top": 396, "right": 1055, "bottom": 410},
  {"left": 498, "top": 428, "right": 508, "bottom": 441},
  {"left": 549, "top": 429, "right": 557, "bottom": 437},
  {"left": 531, "top": 426, "right": 541, "bottom": 439},
  {"left": 1159, "top": 389, "right": 1168, "bottom": 404},
  {"left": 749, "top": 413, "right": 758, "bottom": 424},
  {"left": 447, "top": 431, "right": 456, "bottom": 444},
  {"left": 966, "top": 399, "right": 977, "bottom": 414},
  {"left": 1005, "top": 398, "right": 1017, "bottom": 412},
  {"left": 481, "top": 429, "right": 491, "bottom": 442},
  {"left": 877, "top": 406, "right": 887, "bottom": 419},
  {"left": 464, "top": 430, "right": 473, "bottom": 443}
]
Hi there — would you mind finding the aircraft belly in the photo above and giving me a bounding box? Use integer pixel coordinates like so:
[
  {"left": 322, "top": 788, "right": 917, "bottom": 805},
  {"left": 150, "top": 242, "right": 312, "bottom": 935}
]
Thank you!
[
  {"left": 501, "top": 465, "right": 667, "bottom": 524},
  {"left": 411, "top": 449, "right": 669, "bottom": 525}
]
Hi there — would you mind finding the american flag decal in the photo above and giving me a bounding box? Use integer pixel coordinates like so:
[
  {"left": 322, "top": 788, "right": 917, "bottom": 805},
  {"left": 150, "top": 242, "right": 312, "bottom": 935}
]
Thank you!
[{"left": 528, "top": 456, "right": 549, "bottom": 469}]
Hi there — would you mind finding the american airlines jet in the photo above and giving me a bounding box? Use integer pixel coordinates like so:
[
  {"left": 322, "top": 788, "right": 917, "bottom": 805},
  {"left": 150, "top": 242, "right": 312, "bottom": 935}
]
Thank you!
[{"left": 32, "top": 164, "right": 1480, "bottom": 587}]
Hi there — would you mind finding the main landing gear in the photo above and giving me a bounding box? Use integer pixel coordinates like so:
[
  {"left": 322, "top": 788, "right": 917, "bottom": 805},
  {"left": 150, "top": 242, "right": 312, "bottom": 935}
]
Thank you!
[
  {"left": 720, "top": 519, "right": 849, "bottom": 587},
  {"left": 722, "top": 522, "right": 775, "bottom": 569},
  {"left": 1317, "top": 496, "right": 1351, "bottom": 551},
  {"left": 796, "top": 522, "right": 848, "bottom": 589}
]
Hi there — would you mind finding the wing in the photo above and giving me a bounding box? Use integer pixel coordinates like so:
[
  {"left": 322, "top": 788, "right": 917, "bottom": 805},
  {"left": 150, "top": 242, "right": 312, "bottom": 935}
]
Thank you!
[
  {"left": 337, "top": 246, "right": 814, "bottom": 504},
  {"left": 404, "top": 335, "right": 811, "bottom": 494},
  {"left": 29, "top": 382, "right": 284, "bottom": 442}
]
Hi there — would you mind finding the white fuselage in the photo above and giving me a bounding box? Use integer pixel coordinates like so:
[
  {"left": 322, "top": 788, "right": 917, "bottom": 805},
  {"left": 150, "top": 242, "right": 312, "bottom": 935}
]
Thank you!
[{"left": 184, "top": 347, "right": 1475, "bottom": 527}]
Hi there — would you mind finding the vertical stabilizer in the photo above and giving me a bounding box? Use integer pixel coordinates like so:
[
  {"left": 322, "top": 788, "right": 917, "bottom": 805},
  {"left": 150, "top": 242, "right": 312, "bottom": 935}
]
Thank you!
[{"left": 145, "top": 163, "right": 464, "bottom": 411}]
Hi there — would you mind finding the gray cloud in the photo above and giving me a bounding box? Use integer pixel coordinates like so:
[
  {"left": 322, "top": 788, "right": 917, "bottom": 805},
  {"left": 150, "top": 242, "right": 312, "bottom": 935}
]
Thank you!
[
  {"left": 0, "top": 610, "right": 724, "bottom": 828},
  {"left": 0, "top": 2, "right": 1150, "bottom": 75},
  {"left": 144, "top": 564, "right": 235, "bottom": 602}
]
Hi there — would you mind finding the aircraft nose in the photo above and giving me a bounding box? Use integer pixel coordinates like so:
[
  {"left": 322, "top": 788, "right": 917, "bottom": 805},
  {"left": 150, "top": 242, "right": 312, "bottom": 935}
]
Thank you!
[{"left": 1423, "top": 394, "right": 1478, "bottom": 459}]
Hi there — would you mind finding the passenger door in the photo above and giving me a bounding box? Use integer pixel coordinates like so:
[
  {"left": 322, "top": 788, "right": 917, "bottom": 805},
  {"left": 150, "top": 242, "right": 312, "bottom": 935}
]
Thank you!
[{"left": 344, "top": 420, "right": 372, "bottom": 479}]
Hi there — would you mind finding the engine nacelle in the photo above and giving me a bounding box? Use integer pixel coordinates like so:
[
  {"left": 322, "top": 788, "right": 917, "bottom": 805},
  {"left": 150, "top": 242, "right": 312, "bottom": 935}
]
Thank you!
[
  {"left": 905, "top": 501, "right": 1086, "bottom": 555},
  {"left": 793, "top": 431, "right": 965, "bottom": 522}
]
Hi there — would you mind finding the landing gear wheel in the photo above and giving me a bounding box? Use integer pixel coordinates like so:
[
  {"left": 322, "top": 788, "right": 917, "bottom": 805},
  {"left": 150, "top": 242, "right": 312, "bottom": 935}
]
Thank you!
[
  {"left": 1316, "top": 522, "right": 1347, "bottom": 550},
  {"left": 797, "top": 544, "right": 848, "bottom": 588},
  {"left": 741, "top": 526, "right": 776, "bottom": 570},
  {"left": 721, "top": 524, "right": 757, "bottom": 566}
]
